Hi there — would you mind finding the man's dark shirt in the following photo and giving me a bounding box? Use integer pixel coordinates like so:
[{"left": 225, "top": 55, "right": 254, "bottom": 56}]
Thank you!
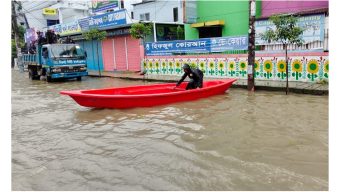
[{"left": 177, "top": 68, "right": 203, "bottom": 88}]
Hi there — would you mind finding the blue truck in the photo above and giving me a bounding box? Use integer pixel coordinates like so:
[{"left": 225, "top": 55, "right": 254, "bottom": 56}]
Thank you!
[{"left": 21, "top": 43, "right": 88, "bottom": 82}]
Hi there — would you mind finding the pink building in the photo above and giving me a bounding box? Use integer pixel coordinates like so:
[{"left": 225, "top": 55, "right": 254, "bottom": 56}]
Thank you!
[{"left": 261, "top": 0, "right": 328, "bottom": 17}]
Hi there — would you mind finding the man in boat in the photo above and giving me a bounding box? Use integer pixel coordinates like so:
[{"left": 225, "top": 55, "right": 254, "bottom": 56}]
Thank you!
[{"left": 176, "top": 63, "right": 204, "bottom": 90}]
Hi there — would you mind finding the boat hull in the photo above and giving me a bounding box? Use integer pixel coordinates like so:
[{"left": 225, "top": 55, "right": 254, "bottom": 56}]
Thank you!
[{"left": 60, "top": 79, "right": 236, "bottom": 109}]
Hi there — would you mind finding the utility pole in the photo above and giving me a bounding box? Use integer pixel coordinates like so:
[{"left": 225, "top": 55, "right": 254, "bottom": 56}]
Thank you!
[
  {"left": 247, "top": 0, "right": 256, "bottom": 91},
  {"left": 11, "top": 0, "right": 20, "bottom": 67}
]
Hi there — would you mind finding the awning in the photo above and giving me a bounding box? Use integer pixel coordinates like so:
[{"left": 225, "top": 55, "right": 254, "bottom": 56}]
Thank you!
[
  {"left": 205, "top": 20, "right": 225, "bottom": 27},
  {"left": 190, "top": 22, "right": 205, "bottom": 28},
  {"left": 190, "top": 20, "right": 225, "bottom": 28}
]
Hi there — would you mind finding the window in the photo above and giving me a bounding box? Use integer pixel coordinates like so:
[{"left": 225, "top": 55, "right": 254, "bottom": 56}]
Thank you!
[
  {"left": 46, "top": 19, "right": 59, "bottom": 27},
  {"left": 42, "top": 48, "right": 48, "bottom": 58},
  {"left": 173, "top": 7, "right": 178, "bottom": 22},
  {"left": 198, "top": 27, "right": 222, "bottom": 38},
  {"left": 140, "top": 14, "right": 145, "bottom": 21},
  {"left": 120, "top": 0, "right": 124, "bottom": 8},
  {"left": 145, "top": 13, "right": 150, "bottom": 21},
  {"left": 140, "top": 13, "right": 150, "bottom": 21},
  {"left": 131, "top": 11, "right": 134, "bottom": 19}
]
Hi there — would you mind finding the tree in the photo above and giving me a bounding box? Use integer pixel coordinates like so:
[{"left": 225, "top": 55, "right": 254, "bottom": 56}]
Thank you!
[
  {"left": 130, "top": 22, "right": 152, "bottom": 41},
  {"left": 83, "top": 29, "right": 107, "bottom": 76},
  {"left": 176, "top": 25, "right": 184, "bottom": 40},
  {"left": 130, "top": 22, "right": 152, "bottom": 73},
  {"left": 260, "top": 14, "right": 304, "bottom": 95}
]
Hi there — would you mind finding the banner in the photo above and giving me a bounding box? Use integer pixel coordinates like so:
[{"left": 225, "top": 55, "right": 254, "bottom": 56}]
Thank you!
[
  {"left": 92, "top": 0, "right": 118, "bottom": 13},
  {"left": 24, "top": 28, "right": 37, "bottom": 43},
  {"left": 145, "top": 35, "right": 248, "bottom": 56},
  {"left": 255, "top": 14, "right": 325, "bottom": 45},
  {"left": 49, "top": 21, "right": 81, "bottom": 36},
  {"left": 79, "top": 9, "right": 126, "bottom": 31},
  {"left": 43, "top": 8, "right": 57, "bottom": 15}
]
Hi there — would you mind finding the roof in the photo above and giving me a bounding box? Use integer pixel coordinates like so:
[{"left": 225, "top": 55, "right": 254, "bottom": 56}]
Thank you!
[
  {"left": 257, "top": 7, "right": 329, "bottom": 20},
  {"left": 132, "top": 0, "right": 155, "bottom": 6}
]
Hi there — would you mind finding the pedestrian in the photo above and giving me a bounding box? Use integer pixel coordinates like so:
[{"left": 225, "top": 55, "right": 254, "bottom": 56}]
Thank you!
[
  {"left": 65, "top": 36, "right": 74, "bottom": 44},
  {"left": 37, "top": 31, "right": 46, "bottom": 45},
  {"left": 176, "top": 63, "right": 204, "bottom": 90}
]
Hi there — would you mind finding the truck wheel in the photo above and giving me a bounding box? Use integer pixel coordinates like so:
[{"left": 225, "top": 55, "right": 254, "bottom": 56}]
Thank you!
[
  {"left": 76, "top": 76, "right": 82, "bottom": 81},
  {"left": 46, "top": 76, "right": 52, "bottom": 82},
  {"left": 28, "top": 69, "right": 33, "bottom": 80}
]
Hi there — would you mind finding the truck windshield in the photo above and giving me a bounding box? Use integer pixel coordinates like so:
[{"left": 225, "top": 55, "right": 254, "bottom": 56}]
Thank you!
[{"left": 50, "top": 45, "right": 85, "bottom": 59}]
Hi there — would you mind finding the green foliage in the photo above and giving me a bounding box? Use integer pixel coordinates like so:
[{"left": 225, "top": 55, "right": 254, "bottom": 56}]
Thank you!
[
  {"left": 12, "top": 39, "right": 17, "bottom": 58},
  {"left": 130, "top": 22, "right": 152, "bottom": 40},
  {"left": 176, "top": 25, "right": 184, "bottom": 40},
  {"left": 83, "top": 29, "right": 107, "bottom": 41},
  {"left": 260, "top": 14, "right": 304, "bottom": 46}
]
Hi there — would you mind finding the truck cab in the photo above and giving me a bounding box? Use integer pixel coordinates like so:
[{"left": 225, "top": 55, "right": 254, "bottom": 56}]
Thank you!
[{"left": 26, "top": 43, "right": 88, "bottom": 82}]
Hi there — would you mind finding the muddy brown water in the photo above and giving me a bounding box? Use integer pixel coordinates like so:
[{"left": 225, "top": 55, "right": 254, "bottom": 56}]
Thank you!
[{"left": 11, "top": 70, "right": 328, "bottom": 191}]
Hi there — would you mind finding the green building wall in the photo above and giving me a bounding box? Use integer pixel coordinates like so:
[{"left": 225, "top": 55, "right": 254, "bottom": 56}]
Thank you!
[{"left": 185, "top": 0, "right": 262, "bottom": 40}]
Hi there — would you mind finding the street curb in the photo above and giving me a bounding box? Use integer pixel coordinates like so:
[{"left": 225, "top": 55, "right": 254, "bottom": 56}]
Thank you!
[{"left": 88, "top": 74, "right": 328, "bottom": 96}]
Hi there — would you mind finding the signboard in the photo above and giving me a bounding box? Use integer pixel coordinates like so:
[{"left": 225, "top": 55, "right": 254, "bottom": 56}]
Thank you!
[
  {"left": 78, "top": 18, "right": 90, "bottom": 31},
  {"left": 79, "top": 9, "right": 126, "bottom": 31},
  {"left": 43, "top": 8, "right": 57, "bottom": 15},
  {"left": 255, "top": 14, "right": 325, "bottom": 45},
  {"left": 107, "top": 28, "right": 130, "bottom": 36},
  {"left": 145, "top": 35, "right": 248, "bottom": 55},
  {"left": 210, "top": 36, "right": 248, "bottom": 52},
  {"left": 92, "top": 0, "right": 118, "bottom": 13},
  {"left": 49, "top": 21, "right": 81, "bottom": 36}
]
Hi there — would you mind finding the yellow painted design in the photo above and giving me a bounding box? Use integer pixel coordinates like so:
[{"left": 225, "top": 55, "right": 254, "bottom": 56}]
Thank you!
[
  {"left": 228, "top": 61, "right": 235, "bottom": 71},
  {"left": 307, "top": 59, "right": 319, "bottom": 74},
  {"left": 277, "top": 60, "right": 286, "bottom": 73},
  {"left": 263, "top": 60, "right": 273, "bottom": 73},
  {"left": 292, "top": 59, "right": 303, "bottom": 73}
]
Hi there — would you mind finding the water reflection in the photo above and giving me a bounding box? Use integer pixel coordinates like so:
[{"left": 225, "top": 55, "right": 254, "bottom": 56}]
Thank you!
[{"left": 12, "top": 70, "right": 328, "bottom": 191}]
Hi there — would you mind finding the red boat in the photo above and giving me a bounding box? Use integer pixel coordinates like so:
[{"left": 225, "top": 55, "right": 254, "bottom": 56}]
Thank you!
[{"left": 60, "top": 79, "right": 237, "bottom": 109}]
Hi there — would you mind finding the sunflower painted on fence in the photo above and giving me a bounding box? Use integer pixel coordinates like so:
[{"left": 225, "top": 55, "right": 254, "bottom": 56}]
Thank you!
[
  {"left": 218, "top": 61, "right": 225, "bottom": 76},
  {"left": 175, "top": 61, "right": 182, "bottom": 74},
  {"left": 291, "top": 59, "right": 303, "bottom": 80},
  {"left": 254, "top": 60, "right": 260, "bottom": 78},
  {"left": 161, "top": 61, "right": 167, "bottom": 74},
  {"left": 143, "top": 61, "right": 148, "bottom": 72},
  {"left": 239, "top": 60, "right": 247, "bottom": 77},
  {"left": 190, "top": 62, "right": 197, "bottom": 69},
  {"left": 155, "top": 61, "right": 160, "bottom": 74},
  {"left": 263, "top": 60, "right": 273, "bottom": 79},
  {"left": 228, "top": 61, "right": 236, "bottom": 77},
  {"left": 199, "top": 61, "right": 206, "bottom": 75},
  {"left": 324, "top": 60, "right": 329, "bottom": 78},
  {"left": 148, "top": 61, "right": 153, "bottom": 73},
  {"left": 276, "top": 60, "right": 287, "bottom": 80},
  {"left": 168, "top": 61, "right": 174, "bottom": 74},
  {"left": 208, "top": 61, "right": 215, "bottom": 76},
  {"left": 307, "top": 59, "right": 319, "bottom": 81}
]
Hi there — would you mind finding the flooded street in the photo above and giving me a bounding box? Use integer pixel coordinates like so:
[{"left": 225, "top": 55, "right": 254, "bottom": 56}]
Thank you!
[{"left": 11, "top": 69, "right": 328, "bottom": 190}]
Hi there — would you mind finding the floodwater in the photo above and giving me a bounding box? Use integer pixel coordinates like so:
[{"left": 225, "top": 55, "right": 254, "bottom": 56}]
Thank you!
[{"left": 11, "top": 70, "right": 328, "bottom": 191}]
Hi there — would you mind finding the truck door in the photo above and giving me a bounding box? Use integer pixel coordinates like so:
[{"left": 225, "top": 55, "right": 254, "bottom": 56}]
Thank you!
[{"left": 41, "top": 47, "right": 49, "bottom": 65}]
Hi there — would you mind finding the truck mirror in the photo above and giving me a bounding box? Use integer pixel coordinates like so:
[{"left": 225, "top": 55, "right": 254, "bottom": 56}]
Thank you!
[{"left": 84, "top": 51, "right": 87, "bottom": 58}]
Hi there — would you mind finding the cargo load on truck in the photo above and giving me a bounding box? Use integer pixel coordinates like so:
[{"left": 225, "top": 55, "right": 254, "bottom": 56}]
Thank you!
[{"left": 20, "top": 30, "right": 88, "bottom": 82}]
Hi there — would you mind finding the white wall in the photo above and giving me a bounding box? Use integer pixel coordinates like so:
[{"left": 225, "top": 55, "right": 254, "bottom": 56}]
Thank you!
[
  {"left": 17, "top": 0, "right": 91, "bottom": 31},
  {"left": 263, "top": 15, "right": 329, "bottom": 52},
  {"left": 132, "top": 0, "right": 183, "bottom": 23}
]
